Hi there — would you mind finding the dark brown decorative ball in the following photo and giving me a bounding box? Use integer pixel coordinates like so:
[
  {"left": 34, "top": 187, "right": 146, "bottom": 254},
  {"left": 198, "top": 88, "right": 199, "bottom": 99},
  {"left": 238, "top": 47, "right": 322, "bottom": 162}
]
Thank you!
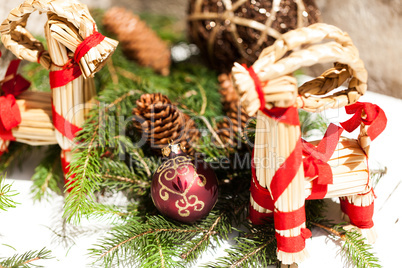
[{"left": 187, "top": 0, "right": 320, "bottom": 73}]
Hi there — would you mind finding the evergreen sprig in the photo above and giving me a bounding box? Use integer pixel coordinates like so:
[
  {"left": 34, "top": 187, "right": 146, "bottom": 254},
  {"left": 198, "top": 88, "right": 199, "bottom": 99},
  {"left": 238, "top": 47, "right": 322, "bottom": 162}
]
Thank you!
[
  {"left": 342, "top": 229, "right": 381, "bottom": 268},
  {"left": 0, "top": 175, "right": 19, "bottom": 211},
  {"left": 62, "top": 88, "right": 143, "bottom": 223},
  {"left": 312, "top": 223, "right": 381, "bottom": 268},
  {"left": 0, "top": 248, "right": 52, "bottom": 268},
  {"left": 30, "top": 146, "right": 62, "bottom": 201},
  {"left": 0, "top": 143, "right": 33, "bottom": 175}
]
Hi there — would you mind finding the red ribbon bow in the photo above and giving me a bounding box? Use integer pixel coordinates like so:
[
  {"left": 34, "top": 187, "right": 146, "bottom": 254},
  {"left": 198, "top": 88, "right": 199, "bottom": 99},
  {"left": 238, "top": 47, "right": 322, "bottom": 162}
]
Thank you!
[
  {"left": 340, "top": 102, "right": 387, "bottom": 141},
  {"left": 0, "top": 95, "right": 21, "bottom": 141},
  {"left": 0, "top": 59, "right": 31, "bottom": 141},
  {"left": 302, "top": 123, "right": 344, "bottom": 199},
  {"left": 1, "top": 59, "right": 31, "bottom": 97}
]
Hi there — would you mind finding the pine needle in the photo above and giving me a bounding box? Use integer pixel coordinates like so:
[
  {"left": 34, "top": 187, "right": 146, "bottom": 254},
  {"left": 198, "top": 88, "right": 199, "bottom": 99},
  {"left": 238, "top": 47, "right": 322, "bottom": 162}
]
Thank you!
[
  {"left": 0, "top": 247, "right": 53, "bottom": 268},
  {"left": 0, "top": 175, "right": 19, "bottom": 211}
]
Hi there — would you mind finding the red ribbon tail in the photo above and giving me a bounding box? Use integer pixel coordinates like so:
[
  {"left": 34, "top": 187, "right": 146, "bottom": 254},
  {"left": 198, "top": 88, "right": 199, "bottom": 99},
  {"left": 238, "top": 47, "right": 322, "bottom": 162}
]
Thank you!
[{"left": 366, "top": 107, "right": 387, "bottom": 141}]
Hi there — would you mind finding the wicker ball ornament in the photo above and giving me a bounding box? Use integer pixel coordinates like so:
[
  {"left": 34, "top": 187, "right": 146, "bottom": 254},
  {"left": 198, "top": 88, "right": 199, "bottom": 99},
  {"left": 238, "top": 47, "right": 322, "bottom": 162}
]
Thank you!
[
  {"left": 151, "top": 143, "right": 218, "bottom": 223},
  {"left": 188, "top": 0, "right": 320, "bottom": 72}
]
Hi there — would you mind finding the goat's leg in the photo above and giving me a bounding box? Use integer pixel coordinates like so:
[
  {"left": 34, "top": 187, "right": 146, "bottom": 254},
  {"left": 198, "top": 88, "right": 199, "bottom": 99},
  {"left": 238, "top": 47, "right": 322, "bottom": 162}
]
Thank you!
[{"left": 340, "top": 190, "right": 377, "bottom": 243}]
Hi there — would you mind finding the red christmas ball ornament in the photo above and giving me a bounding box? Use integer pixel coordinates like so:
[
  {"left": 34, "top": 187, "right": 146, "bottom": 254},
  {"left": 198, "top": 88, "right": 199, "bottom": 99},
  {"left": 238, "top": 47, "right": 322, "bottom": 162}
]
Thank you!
[{"left": 151, "top": 143, "right": 218, "bottom": 223}]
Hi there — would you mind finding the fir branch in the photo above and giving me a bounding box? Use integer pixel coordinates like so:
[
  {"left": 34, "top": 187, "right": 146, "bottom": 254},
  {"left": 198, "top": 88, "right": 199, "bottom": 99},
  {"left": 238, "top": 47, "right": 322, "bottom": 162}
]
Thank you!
[
  {"left": 63, "top": 87, "right": 142, "bottom": 223},
  {"left": 312, "top": 222, "right": 381, "bottom": 268},
  {"left": 92, "top": 215, "right": 222, "bottom": 267},
  {"left": 0, "top": 143, "right": 32, "bottom": 174},
  {"left": 0, "top": 175, "right": 18, "bottom": 211},
  {"left": 343, "top": 230, "right": 381, "bottom": 268},
  {"left": 310, "top": 222, "right": 345, "bottom": 239},
  {"left": 228, "top": 237, "right": 275, "bottom": 268},
  {"left": 181, "top": 214, "right": 222, "bottom": 259},
  {"left": 0, "top": 248, "right": 52, "bottom": 268},
  {"left": 116, "top": 67, "right": 142, "bottom": 84},
  {"left": 202, "top": 234, "right": 278, "bottom": 268},
  {"left": 299, "top": 110, "right": 328, "bottom": 139},
  {"left": 30, "top": 146, "right": 62, "bottom": 201}
]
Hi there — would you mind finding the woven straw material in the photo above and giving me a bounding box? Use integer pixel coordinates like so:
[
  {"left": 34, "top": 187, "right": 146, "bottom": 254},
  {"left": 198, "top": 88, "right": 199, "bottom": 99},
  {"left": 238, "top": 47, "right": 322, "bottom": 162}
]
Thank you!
[
  {"left": 133, "top": 93, "right": 200, "bottom": 155},
  {"left": 10, "top": 91, "right": 57, "bottom": 146},
  {"left": 304, "top": 137, "right": 370, "bottom": 198},
  {"left": 187, "top": 0, "right": 320, "bottom": 73},
  {"left": 0, "top": 0, "right": 118, "bottom": 78},
  {"left": 103, "top": 7, "right": 171, "bottom": 76},
  {"left": 232, "top": 23, "right": 367, "bottom": 114}
]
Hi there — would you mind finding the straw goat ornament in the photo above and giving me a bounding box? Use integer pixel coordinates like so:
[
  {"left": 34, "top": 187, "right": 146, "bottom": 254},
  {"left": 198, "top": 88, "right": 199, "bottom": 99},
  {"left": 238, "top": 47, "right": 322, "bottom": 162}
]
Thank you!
[
  {"left": 0, "top": 0, "right": 118, "bottom": 181},
  {"left": 232, "top": 23, "right": 387, "bottom": 264}
]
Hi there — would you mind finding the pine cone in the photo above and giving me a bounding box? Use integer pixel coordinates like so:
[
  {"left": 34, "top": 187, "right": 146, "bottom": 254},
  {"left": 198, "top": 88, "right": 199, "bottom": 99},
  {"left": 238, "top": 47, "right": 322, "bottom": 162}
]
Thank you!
[
  {"left": 103, "top": 7, "right": 171, "bottom": 76},
  {"left": 133, "top": 93, "right": 199, "bottom": 155},
  {"left": 217, "top": 74, "right": 249, "bottom": 150}
]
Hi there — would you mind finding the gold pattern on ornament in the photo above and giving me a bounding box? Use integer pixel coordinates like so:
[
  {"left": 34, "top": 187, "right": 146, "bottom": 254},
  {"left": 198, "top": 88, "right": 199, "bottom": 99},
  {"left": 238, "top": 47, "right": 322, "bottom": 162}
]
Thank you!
[{"left": 158, "top": 156, "right": 205, "bottom": 217}]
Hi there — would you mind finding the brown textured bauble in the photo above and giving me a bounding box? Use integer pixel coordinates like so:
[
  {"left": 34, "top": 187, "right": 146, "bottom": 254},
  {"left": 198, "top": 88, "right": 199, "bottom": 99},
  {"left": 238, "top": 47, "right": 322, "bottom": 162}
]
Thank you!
[
  {"left": 187, "top": 0, "right": 320, "bottom": 73},
  {"left": 133, "top": 93, "right": 200, "bottom": 155},
  {"left": 103, "top": 7, "right": 171, "bottom": 75},
  {"left": 151, "top": 143, "right": 218, "bottom": 223}
]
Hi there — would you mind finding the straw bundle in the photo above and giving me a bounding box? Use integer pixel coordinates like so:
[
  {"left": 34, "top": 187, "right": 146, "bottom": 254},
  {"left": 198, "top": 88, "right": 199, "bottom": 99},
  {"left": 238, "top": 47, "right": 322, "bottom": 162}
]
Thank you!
[
  {"left": 232, "top": 23, "right": 369, "bottom": 264},
  {"left": 12, "top": 91, "right": 57, "bottom": 146},
  {"left": 0, "top": 0, "right": 118, "bottom": 78},
  {"left": 250, "top": 137, "right": 370, "bottom": 211},
  {"left": 254, "top": 109, "right": 307, "bottom": 264},
  {"left": 233, "top": 23, "right": 367, "bottom": 115},
  {"left": 44, "top": 17, "right": 94, "bottom": 150},
  {"left": 0, "top": 91, "right": 56, "bottom": 148},
  {"left": 0, "top": 0, "right": 118, "bottom": 151},
  {"left": 305, "top": 137, "right": 369, "bottom": 198}
]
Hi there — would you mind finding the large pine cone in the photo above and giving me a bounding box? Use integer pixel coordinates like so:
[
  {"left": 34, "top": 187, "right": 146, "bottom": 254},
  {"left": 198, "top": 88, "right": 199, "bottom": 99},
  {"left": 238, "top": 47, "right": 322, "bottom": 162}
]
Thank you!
[
  {"left": 217, "top": 74, "right": 250, "bottom": 150},
  {"left": 103, "top": 7, "right": 171, "bottom": 76},
  {"left": 133, "top": 93, "right": 199, "bottom": 155}
]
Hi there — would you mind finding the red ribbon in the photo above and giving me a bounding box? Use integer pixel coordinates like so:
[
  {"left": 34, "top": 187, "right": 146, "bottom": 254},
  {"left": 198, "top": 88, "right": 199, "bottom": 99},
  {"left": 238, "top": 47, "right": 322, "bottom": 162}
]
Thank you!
[
  {"left": 274, "top": 206, "right": 307, "bottom": 231},
  {"left": 244, "top": 65, "right": 300, "bottom": 126},
  {"left": 1, "top": 59, "right": 31, "bottom": 97},
  {"left": 0, "top": 59, "right": 30, "bottom": 141},
  {"left": 61, "top": 150, "right": 76, "bottom": 192},
  {"left": 270, "top": 137, "right": 303, "bottom": 203},
  {"left": 340, "top": 102, "right": 387, "bottom": 141},
  {"left": 340, "top": 198, "right": 374, "bottom": 229},
  {"left": 248, "top": 204, "right": 272, "bottom": 225},
  {"left": 52, "top": 104, "right": 82, "bottom": 141},
  {"left": 49, "top": 62, "right": 82, "bottom": 89},
  {"left": 0, "top": 95, "right": 21, "bottom": 141},
  {"left": 276, "top": 228, "right": 312, "bottom": 253},
  {"left": 74, "top": 30, "right": 105, "bottom": 64},
  {"left": 302, "top": 124, "right": 344, "bottom": 199}
]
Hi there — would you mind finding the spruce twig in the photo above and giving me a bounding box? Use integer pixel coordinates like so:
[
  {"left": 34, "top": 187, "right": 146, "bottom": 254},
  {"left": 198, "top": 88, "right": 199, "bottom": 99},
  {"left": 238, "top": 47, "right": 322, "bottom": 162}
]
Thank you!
[
  {"left": 181, "top": 214, "right": 222, "bottom": 259},
  {"left": 311, "top": 222, "right": 381, "bottom": 268},
  {"left": 0, "top": 175, "right": 19, "bottom": 211},
  {"left": 30, "top": 145, "right": 62, "bottom": 201},
  {"left": 229, "top": 237, "right": 275, "bottom": 268},
  {"left": 0, "top": 248, "right": 52, "bottom": 268}
]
